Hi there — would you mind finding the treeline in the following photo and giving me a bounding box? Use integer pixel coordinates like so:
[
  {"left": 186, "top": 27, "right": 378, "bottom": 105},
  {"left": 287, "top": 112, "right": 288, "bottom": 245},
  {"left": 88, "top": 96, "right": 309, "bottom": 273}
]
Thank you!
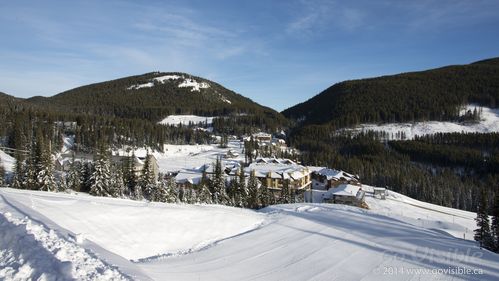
[
  {"left": 1, "top": 102, "right": 212, "bottom": 155},
  {"left": 389, "top": 134, "right": 499, "bottom": 175},
  {"left": 283, "top": 58, "right": 499, "bottom": 128},
  {"left": 289, "top": 126, "right": 499, "bottom": 212}
]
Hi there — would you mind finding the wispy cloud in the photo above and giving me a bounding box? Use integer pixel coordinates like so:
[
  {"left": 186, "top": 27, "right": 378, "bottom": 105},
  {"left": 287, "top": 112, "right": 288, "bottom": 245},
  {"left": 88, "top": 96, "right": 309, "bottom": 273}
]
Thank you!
[{"left": 286, "top": 0, "right": 367, "bottom": 37}]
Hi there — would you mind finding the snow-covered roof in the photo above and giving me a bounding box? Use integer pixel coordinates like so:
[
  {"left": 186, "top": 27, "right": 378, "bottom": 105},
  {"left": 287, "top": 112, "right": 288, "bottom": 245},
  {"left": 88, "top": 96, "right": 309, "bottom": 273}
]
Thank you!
[
  {"left": 175, "top": 170, "right": 203, "bottom": 185},
  {"left": 314, "top": 168, "right": 357, "bottom": 181},
  {"left": 245, "top": 161, "right": 309, "bottom": 180},
  {"left": 255, "top": 157, "right": 296, "bottom": 165},
  {"left": 328, "top": 184, "right": 361, "bottom": 197}
]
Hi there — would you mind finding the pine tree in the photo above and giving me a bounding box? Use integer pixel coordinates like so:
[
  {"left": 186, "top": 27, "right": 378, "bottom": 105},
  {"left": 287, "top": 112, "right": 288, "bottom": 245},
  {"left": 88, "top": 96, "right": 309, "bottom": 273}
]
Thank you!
[
  {"left": 90, "top": 145, "right": 112, "bottom": 197},
  {"left": 0, "top": 157, "right": 5, "bottom": 186},
  {"left": 238, "top": 167, "right": 249, "bottom": 208},
  {"left": 211, "top": 157, "right": 228, "bottom": 205},
  {"left": 36, "top": 136, "right": 56, "bottom": 192},
  {"left": 110, "top": 163, "right": 126, "bottom": 198},
  {"left": 474, "top": 190, "right": 493, "bottom": 250},
  {"left": 67, "top": 158, "right": 82, "bottom": 191},
  {"left": 57, "top": 174, "right": 68, "bottom": 192},
  {"left": 165, "top": 177, "right": 179, "bottom": 203},
  {"left": 247, "top": 170, "right": 260, "bottom": 209},
  {"left": 122, "top": 153, "right": 138, "bottom": 198},
  {"left": 141, "top": 154, "right": 157, "bottom": 201},
  {"left": 153, "top": 180, "right": 169, "bottom": 202},
  {"left": 491, "top": 194, "right": 499, "bottom": 252},
  {"left": 279, "top": 179, "right": 291, "bottom": 204},
  {"left": 12, "top": 152, "right": 24, "bottom": 189}
]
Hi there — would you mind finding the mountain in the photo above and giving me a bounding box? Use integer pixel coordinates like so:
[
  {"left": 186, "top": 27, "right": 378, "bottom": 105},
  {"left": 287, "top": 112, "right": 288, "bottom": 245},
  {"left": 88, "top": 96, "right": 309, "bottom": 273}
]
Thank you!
[
  {"left": 27, "top": 72, "right": 285, "bottom": 125},
  {"left": 282, "top": 57, "right": 499, "bottom": 128}
]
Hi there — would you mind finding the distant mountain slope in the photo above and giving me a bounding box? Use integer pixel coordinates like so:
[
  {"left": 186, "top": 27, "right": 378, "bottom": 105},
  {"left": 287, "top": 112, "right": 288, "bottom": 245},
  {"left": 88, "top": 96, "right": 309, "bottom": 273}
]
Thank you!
[
  {"left": 27, "top": 72, "right": 285, "bottom": 124},
  {"left": 282, "top": 57, "right": 499, "bottom": 128}
]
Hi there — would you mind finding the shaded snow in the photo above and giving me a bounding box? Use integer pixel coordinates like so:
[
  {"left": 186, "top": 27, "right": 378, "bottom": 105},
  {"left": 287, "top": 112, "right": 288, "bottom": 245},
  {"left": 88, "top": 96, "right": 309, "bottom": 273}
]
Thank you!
[{"left": 345, "top": 105, "right": 499, "bottom": 140}]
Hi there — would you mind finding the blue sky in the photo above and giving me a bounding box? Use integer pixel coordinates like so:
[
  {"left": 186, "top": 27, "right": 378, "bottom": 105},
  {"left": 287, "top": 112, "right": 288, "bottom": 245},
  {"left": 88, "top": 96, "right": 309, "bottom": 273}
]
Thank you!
[{"left": 1, "top": 0, "right": 499, "bottom": 111}]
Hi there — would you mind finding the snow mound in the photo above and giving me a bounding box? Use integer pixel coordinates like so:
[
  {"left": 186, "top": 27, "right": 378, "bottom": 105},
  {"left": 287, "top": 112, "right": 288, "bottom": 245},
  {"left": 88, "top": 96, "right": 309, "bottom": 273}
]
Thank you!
[
  {"left": 0, "top": 212, "right": 128, "bottom": 281},
  {"left": 345, "top": 105, "right": 499, "bottom": 140}
]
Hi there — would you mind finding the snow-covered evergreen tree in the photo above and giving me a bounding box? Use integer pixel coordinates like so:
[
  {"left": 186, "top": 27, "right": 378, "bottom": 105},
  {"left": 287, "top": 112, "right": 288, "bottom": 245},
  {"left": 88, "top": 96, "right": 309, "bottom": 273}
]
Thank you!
[
  {"left": 122, "top": 153, "right": 138, "bottom": 198},
  {"left": 57, "top": 174, "right": 68, "bottom": 192},
  {"left": 12, "top": 152, "right": 24, "bottom": 189},
  {"left": 141, "top": 154, "right": 157, "bottom": 201},
  {"left": 67, "top": 159, "right": 82, "bottom": 191},
  {"left": 238, "top": 167, "right": 248, "bottom": 207},
  {"left": 90, "top": 146, "right": 112, "bottom": 197},
  {"left": 165, "top": 177, "right": 179, "bottom": 203},
  {"left": 211, "top": 157, "right": 228, "bottom": 205},
  {"left": 110, "top": 163, "right": 126, "bottom": 198},
  {"left": 36, "top": 138, "right": 56, "bottom": 192},
  {"left": 492, "top": 194, "right": 499, "bottom": 252},
  {"left": 279, "top": 179, "right": 292, "bottom": 204},
  {"left": 475, "top": 190, "right": 494, "bottom": 249},
  {"left": 152, "top": 180, "right": 169, "bottom": 202},
  {"left": 247, "top": 170, "right": 260, "bottom": 209}
]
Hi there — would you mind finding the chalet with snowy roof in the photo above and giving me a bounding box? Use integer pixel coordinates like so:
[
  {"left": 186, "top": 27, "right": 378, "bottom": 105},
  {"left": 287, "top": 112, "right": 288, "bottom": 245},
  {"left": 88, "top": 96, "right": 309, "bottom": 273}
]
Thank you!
[
  {"left": 324, "top": 184, "right": 366, "bottom": 207},
  {"left": 251, "top": 132, "right": 272, "bottom": 143},
  {"left": 243, "top": 158, "right": 312, "bottom": 193},
  {"left": 311, "top": 168, "right": 360, "bottom": 190}
]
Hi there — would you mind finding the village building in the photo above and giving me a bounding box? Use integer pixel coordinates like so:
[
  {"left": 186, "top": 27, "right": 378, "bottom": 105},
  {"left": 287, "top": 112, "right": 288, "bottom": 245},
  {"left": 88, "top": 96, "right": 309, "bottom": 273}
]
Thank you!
[
  {"left": 323, "top": 184, "right": 366, "bottom": 207},
  {"left": 242, "top": 158, "right": 312, "bottom": 193},
  {"left": 311, "top": 168, "right": 360, "bottom": 190}
]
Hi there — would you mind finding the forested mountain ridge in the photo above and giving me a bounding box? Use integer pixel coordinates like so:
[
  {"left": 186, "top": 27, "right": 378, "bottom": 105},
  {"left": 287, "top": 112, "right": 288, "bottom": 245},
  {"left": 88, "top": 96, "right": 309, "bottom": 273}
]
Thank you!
[
  {"left": 282, "top": 57, "right": 499, "bottom": 128},
  {"left": 26, "top": 72, "right": 285, "bottom": 126}
]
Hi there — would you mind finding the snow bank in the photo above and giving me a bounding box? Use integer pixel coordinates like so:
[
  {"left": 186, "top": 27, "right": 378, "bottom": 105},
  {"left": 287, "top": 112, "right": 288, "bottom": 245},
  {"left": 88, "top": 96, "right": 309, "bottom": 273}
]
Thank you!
[
  {"left": 0, "top": 212, "right": 128, "bottom": 281},
  {"left": 0, "top": 188, "right": 265, "bottom": 261},
  {"left": 345, "top": 105, "right": 499, "bottom": 140}
]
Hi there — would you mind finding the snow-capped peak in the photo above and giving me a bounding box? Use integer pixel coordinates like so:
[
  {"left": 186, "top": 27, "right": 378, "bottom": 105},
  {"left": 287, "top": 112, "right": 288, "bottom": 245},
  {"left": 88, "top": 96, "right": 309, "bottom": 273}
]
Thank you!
[{"left": 127, "top": 74, "right": 210, "bottom": 92}]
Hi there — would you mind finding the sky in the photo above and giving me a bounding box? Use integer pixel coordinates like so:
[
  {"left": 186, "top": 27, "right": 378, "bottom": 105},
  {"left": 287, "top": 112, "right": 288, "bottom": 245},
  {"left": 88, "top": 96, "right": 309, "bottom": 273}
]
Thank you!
[{"left": 1, "top": 0, "right": 499, "bottom": 111}]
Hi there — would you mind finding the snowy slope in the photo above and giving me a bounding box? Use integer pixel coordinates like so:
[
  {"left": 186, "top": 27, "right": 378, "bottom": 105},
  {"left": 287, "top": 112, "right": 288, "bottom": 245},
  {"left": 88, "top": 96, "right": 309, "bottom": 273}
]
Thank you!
[
  {"left": 365, "top": 189, "right": 476, "bottom": 241},
  {"left": 0, "top": 188, "right": 264, "bottom": 261},
  {"left": 345, "top": 105, "right": 499, "bottom": 140},
  {"left": 158, "top": 115, "right": 216, "bottom": 126},
  {"left": 0, "top": 149, "right": 15, "bottom": 173},
  {"left": 1, "top": 188, "right": 498, "bottom": 280},
  {"left": 115, "top": 141, "right": 245, "bottom": 173}
]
